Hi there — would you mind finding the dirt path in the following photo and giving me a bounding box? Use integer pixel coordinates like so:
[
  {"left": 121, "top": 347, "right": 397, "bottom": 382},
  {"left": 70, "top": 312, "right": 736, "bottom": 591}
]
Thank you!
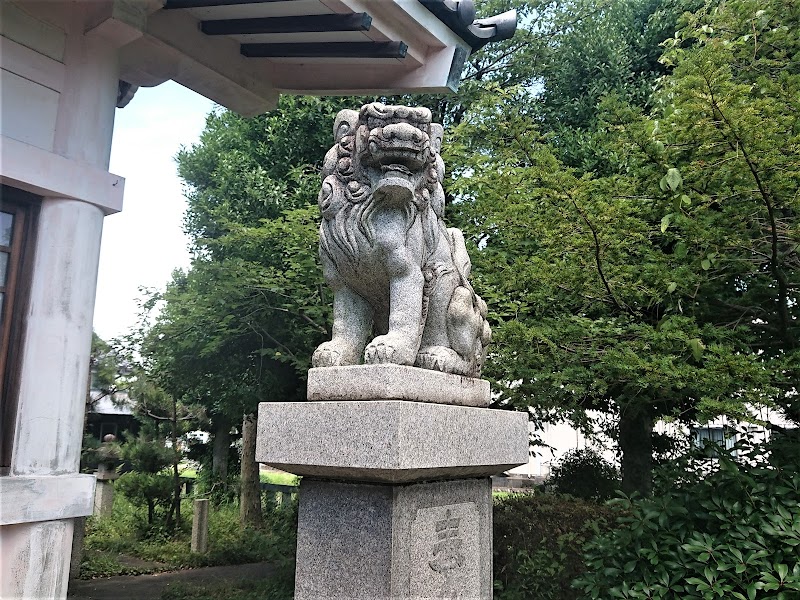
[{"left": 67, "top": 562, "right": 277, "bottom": 600}]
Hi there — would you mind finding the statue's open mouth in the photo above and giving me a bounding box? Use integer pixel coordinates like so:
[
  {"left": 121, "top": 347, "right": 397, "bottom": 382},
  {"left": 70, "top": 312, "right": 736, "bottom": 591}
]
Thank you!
[
  {"left": 382, "top": 164, "right": 413, "bottom": 176},
  {"left": 373, "top": 163, "right": 417, "bottom": 204}
]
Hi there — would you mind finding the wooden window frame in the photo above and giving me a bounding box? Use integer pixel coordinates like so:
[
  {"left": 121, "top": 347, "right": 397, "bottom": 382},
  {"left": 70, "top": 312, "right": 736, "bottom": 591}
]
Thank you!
[{"left": 1, "top": 186, "right": 40, "bottom": 471}]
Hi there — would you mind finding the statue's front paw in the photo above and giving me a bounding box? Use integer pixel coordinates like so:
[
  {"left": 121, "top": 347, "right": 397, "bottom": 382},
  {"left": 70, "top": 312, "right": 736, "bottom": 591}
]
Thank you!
[
  {"left": 313, "top": 342, "right": 345, "bottom": 367},
  {"left": 364, "top": 334, "right": 415, "bottom": 365}
]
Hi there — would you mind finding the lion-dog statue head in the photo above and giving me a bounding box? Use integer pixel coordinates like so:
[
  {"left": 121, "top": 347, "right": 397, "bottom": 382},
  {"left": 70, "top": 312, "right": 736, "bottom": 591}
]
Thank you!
[{"left": 313, "top": 103, "right": 491, "bottom": 378}]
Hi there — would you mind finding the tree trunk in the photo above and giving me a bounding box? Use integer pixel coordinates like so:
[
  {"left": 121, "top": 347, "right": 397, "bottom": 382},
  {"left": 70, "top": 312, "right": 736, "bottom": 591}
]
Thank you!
[
  {"left": 211, "top": 418, "right": 230, "bottom": 483},
  {"left": 169, "top": 399, "right": 181, "bottom": 530},
  {"left": 239, "top": 414, "right": 262, "bottom": 529},
  {"left": 619, "top": 406, "right": 653, "bottom": 497}
]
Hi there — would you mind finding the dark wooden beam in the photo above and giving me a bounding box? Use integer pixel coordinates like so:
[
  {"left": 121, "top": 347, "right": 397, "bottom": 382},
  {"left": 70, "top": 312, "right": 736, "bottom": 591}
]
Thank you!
[
  {"left": 201, "top": 13, "right": 372, "bottom": 35},
  {"left": 241, "top": 41, "right": 408, "bottom": 59},
  {"left": 164, "top": 0, "right": 285, "bottom": 9}
]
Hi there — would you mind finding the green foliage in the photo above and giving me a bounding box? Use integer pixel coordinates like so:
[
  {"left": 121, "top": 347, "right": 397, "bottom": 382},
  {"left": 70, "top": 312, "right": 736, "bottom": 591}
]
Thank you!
[
  {"left": 82, "top": 494, "right": 298, "bottom": 578},
  {"left": 534, "top": 0, "right": 702, "bottom": 171},
  {"left": 120, "top": 432, "right": 173, "bottom": 474},
  {"left": 89, "top": 332, "right": 125, "bottom": 395},
  {"left": 651, "top": 0, "right": 800, "bottom": 424},
  {"left": 445, "top": 87, "right": 775, "bottom": 493},
  {"left": 80, "top": 433, "right": 102, "bottom": 472},
  {"left": 79, "top": 551, "right": 140, "bottom": 579},
  {"left": 176, "top": 96, "right": 357, "bottom": 243},
  {"left": 144, "top": 97, "right": 352, "bottom": 431},
  {"left": 115, "top": 472, "right": 174, "bottom": 528},
  {"left": 260, "top": 471, "right": 300, "bottom": 486},
  {"left": 493, "top": 492, "right": 618, "bottom": 600},
  {"left": 444, "top": 0, "right": 799, "bottom": 494},
  {"left": 574, "top": 443, "right": 800, "bottom": 599},
  {"left": 548, "top": 448, "right": 621, "bottom": 501},
  {"left": 115, "top": 432, "right": 176, "bottom": 528}
]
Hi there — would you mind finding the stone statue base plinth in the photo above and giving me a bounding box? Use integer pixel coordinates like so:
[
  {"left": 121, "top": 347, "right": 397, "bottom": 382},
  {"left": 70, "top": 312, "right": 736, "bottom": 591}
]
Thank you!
[
  {"left": 256, "top": 365, "right": 528, "bottom": 600},
  {"left": 295, "top": 478, "right": 492, "bottom": 600}
]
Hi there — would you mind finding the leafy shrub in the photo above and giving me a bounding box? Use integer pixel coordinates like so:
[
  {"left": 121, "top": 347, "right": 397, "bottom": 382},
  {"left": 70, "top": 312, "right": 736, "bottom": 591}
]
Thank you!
[
  {"left": 121, "top": 433, "right": 174, "bottom": 473},
  {"left": 116, "top": 471, "right": 175, "bottom": 527},
  {"left": 493, "top": 492, "right": 618, "bottom": 600},
  {"left": 113, "top": 433, "right": 177, "bottom": 529},
  {"left": 80, "top": 434, "right": 102, "bottom": 472},
  {"left": 575, "top": 445, "right": 800, "bottom": 599},
  {"left": 84, "top": 495, "right": 144, "bottom": 555},
  {"left": 82, "top": 493, "right": 298, "bottom": 578},
  {"left": 548, "top": 447, "right": 621, "bottom": 501}
]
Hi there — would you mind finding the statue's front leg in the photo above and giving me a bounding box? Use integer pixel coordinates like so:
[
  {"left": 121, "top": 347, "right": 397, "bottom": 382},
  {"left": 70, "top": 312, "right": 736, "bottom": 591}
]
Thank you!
[
  {"left": 364, "top": 246, "right": 424, "bottom": 366},
  {"left": 313, "top": 285, "right": 373, "bottom": 367}
]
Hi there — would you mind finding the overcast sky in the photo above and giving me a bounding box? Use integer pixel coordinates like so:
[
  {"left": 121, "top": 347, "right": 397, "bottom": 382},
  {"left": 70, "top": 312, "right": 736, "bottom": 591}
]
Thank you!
[{"left": 93, "top": 81, "right": 216, "bottom": 341}]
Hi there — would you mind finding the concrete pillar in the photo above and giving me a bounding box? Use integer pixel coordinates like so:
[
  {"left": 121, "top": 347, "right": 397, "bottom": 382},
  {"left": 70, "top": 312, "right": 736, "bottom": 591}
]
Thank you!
[
  {"left": 191, "top": 499, "right": 210, "bottom": 554},
  {"left": 94, "top": 481, "right": 115, "bottom": 517},
  {"left": 1, "top": 7, "right": 121, "bottom": 599},
  {"left": 1, "top": 199, "right": 104, "bottom": 600},
  {"left": 0, "top": 520, "right": 73, "bottom": 599},
  {"left": 11, "top": 199, "right": 105, "bottom": 476}
]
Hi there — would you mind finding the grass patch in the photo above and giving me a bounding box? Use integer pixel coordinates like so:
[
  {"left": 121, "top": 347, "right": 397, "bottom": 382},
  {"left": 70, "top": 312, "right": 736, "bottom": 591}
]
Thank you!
[
  {"left": 259, "top": 471, "right": 299, "bottom": 486},
  {"left": 81, "top": 495, "right": 297, "bottom": 579}
]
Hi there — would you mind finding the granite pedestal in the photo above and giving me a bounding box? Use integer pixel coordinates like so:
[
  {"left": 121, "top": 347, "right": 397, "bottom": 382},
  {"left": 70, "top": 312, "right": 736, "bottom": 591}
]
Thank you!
[{"left": 256, "top": 365, "right": 528, "bottom": 600}]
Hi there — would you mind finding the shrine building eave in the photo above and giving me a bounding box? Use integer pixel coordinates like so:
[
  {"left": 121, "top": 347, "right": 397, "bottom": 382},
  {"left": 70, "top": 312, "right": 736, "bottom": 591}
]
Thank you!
[{"left": 88, "top": 0, "right": 516, "bottom": 116}]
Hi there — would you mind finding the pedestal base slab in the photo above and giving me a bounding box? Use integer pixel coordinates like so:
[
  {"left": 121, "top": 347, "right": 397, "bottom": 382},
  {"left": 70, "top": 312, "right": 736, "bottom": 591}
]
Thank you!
[{"left": 256, "top": 400, "right": 528, "bottom": 484}]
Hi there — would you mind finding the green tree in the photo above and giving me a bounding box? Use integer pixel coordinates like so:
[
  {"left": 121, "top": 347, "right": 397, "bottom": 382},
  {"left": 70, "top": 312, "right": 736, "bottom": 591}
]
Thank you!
[
  {"left": 548, "top": 448, "right": 621, "bottom": 501},
  {"left": 142, "top": 97, "right": 345, "bottom": 501},
  {"left": 444, "top": 0, "right": 798, "bottom": 494},
  {"left": 446, "top": 96, "right": 771, "bottom": 494},
  {"left": 116, "top": 431, "right": 174, "bottom": 529},
  {"left": 531, "top": 0, "right": 704, "bottom": 171},
  {"left": 650, "top": 0, "right": 800, "bottom": 426}
]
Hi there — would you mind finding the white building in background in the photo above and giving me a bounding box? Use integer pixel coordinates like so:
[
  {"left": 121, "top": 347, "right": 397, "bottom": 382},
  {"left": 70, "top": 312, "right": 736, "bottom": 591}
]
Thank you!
[
  {"left": 0, "top": 2, "right": 516, "bottom": 597},
  {"left": 506, "top": 407, "right": 794, "bottom": 480}
]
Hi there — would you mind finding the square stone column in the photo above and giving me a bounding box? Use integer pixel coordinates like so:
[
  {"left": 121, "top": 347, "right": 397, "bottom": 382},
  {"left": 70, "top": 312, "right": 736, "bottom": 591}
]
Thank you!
[{"left": 256, "top": 365, "right": 528, "bottom": 600}]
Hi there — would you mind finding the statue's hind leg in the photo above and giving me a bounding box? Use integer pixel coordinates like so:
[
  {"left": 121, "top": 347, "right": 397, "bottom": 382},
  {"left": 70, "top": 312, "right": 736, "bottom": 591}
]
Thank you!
[
  {"left": 417, "top": 285, "right": 488, "bottom": 377},
  {"left": 416, "top": 269, "right": 459, "bottom": 372}
]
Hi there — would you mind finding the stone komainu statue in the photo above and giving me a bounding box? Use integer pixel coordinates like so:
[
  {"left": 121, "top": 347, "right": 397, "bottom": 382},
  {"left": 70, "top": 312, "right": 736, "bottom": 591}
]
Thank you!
[{"left": 312, "top": 103, "right": 491, "bottom": 378}]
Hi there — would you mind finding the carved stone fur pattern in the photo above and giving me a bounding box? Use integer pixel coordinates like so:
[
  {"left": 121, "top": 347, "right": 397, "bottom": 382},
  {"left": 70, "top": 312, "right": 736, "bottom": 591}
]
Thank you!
[{"left": 313, "top": 103, "right": 491, "bottom": 377}]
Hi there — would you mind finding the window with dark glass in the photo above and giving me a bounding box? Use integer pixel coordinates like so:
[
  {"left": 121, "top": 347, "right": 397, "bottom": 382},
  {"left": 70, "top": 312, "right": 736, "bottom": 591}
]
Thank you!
[{"left": 0, "top": 186, "right": 39, "bottom": 470}]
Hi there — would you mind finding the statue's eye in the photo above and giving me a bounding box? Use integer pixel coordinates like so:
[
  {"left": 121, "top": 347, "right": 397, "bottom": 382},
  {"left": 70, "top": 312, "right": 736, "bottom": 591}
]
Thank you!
[{"left": 336, "top": 123, "right": 350, "bottom": 139}]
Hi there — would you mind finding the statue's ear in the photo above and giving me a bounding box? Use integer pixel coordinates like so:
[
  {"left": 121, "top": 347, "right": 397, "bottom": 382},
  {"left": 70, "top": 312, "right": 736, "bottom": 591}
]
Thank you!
[
  {"left": 334, "top": 110, "right": 360, "bottom": 142},
  {"left": 430, "top": 123, "right": 444, "bottom": 154}
]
